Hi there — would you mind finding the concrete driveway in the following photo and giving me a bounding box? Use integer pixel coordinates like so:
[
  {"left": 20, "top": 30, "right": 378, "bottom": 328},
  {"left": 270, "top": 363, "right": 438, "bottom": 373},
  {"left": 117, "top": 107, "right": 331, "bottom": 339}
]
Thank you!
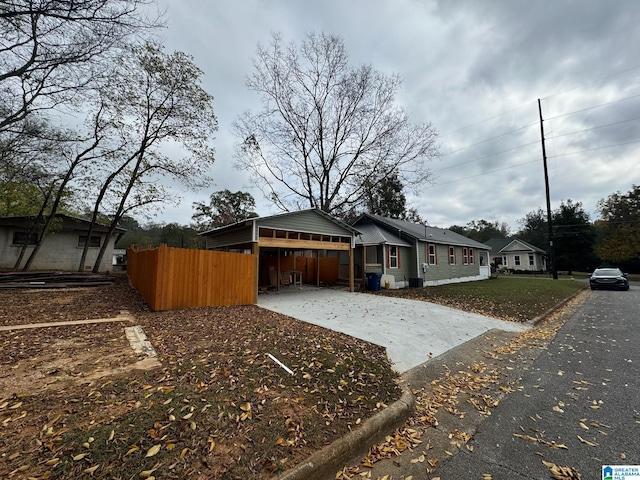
[{"left": 257, "top": 288, "right": 528, "bottom": 373}]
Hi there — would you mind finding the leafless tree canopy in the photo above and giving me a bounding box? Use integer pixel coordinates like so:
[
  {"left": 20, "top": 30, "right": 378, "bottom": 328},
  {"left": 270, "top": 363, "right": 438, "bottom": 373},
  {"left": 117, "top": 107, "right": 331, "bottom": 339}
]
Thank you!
[
  {"left": 233, "top": 32, "right": 439, "bottom": 214},
  {"left": 0, "top": 0, "right": 158, "bottom": 131}
]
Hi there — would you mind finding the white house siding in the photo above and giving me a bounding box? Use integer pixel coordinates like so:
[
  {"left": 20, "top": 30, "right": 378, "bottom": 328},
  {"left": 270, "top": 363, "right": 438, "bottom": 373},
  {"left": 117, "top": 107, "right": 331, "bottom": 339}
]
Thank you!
[
  {"left": 0, "top": 230, "right": 115, "bottom": 272},
  {"left": 497, "top": 252, "right": 545, "bottom": 271}
]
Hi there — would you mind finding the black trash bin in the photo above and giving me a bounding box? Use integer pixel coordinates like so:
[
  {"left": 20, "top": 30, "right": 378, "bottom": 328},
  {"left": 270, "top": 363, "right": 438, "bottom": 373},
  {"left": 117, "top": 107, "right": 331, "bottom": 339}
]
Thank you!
[{"left": 366, "top": 272, "right": 382, "bottom": 291}]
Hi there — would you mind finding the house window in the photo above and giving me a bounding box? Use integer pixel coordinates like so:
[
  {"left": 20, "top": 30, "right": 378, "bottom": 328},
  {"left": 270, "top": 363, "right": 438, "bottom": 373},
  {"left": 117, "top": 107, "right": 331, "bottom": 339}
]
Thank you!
[
  {"left": 469, "top": 248, "right": 474, "bottom": 265},
  {"left": 448, "top": 246, "right": 456, "bottom": 265},
  {"left": 78, "top": 235, "right": 101, "bottom": 248},
  {"left": 502, "top": 255, "right": 508, "bottom": 266},
  {"left": 366, "top": 246, "right": 380, "bottom": 265},
  {"left": 463, "top": 247, "right": 469, "bottom": 265},
  {"left": 529, "top": 255, "right": 535, "bottom": 266},
  {"left": 12, "top": 231, "right": 38, "bottom": 245},
  {"left": 389, "top": 245, "right": 398, "bottom": 269},
  {"left": 427, "top": 244, "right": 437, "bottom": 265},
  {"left": 514, "top": 255, "right": 521, "bottom": 266}
]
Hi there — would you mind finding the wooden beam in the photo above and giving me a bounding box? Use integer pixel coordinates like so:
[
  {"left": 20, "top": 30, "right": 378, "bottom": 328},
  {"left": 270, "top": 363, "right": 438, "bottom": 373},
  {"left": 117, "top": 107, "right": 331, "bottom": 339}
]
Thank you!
[{"left": 258, "top": 237, "right": 350, "bottom": 250}]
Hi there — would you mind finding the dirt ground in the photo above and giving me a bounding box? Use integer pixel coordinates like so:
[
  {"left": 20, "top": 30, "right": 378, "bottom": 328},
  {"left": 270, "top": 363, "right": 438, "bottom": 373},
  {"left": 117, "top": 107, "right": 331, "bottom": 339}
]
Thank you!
[
  {"left": 0, "top": 277, "right": 400, "bottom": 479},
  {"left": 0, "top": 283, "right": 152, "bottom": 395}
]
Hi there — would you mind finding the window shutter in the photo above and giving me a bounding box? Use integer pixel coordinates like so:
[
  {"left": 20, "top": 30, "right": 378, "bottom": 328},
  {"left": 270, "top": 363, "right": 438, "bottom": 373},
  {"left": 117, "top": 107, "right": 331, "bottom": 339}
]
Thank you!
[
  {"left": 386, "top": 245, "right": 390, "bottom": 268},
  {"left": 398, "top": 247, "right": 401, "bottom": 268}
]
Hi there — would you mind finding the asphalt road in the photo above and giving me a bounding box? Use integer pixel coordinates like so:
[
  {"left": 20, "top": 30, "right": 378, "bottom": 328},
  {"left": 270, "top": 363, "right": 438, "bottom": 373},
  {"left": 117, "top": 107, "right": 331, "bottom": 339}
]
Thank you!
[{"left": 434, "top": 284, "right": 640, "bottom": 479}]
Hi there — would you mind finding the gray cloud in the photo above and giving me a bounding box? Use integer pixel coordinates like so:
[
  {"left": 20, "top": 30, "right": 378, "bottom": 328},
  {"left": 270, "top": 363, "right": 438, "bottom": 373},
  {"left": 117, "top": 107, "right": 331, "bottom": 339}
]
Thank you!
[{"left": 151, "top": 0, "right": 640, "bottom": 231}]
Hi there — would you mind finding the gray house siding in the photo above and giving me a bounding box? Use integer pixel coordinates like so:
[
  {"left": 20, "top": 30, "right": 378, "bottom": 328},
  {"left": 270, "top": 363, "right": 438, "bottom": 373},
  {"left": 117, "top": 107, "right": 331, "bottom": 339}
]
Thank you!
[
  {"left": 257, "top": 210, "right": 350, "bottom": 236},
  {"left": 205, "top": 227, "right": 253, "bottom": 249},
  {"left": 384, "top": 246, "right": 412, "bottom": 283},
  {"left": 420, "top": 244, "right": 488, "bottom": 285}
]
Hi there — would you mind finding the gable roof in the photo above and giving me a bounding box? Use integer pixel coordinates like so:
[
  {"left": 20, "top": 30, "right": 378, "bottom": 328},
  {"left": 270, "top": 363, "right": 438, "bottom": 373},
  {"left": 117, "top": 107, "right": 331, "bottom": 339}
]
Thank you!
[
  {"left": 485, "top": 237, "right": 546, "bottom": 255},
  {"left": 200, "top": 208, "right": 359, "bottom": 237},
  {"left": 353, "top": 213, "right": 490, "bottom": 250},
  {"left": 355, "top": 223, "right": 412, "bottom": 246}
]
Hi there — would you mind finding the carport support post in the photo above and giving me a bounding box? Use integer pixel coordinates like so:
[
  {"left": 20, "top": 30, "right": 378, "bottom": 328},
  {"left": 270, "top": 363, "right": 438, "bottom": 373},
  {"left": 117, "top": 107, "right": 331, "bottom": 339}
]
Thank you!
[
  {"left": 252, "top": 242, "right": 259, "bottom": 303},
  {"left": 349, "top": 246, "right": 354, "bottom": 292}
]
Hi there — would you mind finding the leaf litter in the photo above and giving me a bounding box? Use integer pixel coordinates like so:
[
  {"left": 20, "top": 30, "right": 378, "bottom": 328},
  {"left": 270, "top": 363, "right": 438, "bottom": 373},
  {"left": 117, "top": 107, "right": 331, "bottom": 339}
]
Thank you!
[{"left": 0, "top": 277, "right": 400, "bottom": 479}]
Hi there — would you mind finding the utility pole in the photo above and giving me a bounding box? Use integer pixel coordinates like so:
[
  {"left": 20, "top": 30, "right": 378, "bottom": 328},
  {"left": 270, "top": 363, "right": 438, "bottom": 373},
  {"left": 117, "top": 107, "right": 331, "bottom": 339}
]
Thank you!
[{"left": 538, "top": 99, "right": 558, "bottom": 279}]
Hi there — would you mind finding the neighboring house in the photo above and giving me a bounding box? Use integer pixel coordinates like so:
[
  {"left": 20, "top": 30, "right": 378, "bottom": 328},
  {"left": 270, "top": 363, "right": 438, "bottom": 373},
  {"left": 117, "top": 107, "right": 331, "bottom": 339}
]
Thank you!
[
  {"left": 112, "top": 248, "right": 127, "bottom": 271},
  {"left": 352, "top": 214, "right": 492, "bottom": 287},
  {"left": 485, "top": 237, "right": 547, "bottom": 272},
  {"left": 200, "top": 209, "right": 358, "bottom": 293},
  {"left": 0, "top": 215, "right": 125, "bottom": 272}
]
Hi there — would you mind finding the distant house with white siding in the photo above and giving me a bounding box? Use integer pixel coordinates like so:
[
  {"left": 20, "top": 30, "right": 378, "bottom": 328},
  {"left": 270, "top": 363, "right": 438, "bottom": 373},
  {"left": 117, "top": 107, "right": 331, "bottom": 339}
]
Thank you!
[{"left": 485, "top": 237, "right": 547, "bottom": 272}]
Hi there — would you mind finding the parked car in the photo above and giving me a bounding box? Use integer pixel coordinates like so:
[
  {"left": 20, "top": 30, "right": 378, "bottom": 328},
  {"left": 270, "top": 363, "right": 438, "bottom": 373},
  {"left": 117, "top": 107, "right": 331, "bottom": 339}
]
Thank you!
[{"left": 589, "top": 268, "right": 629, "bottom": 291}]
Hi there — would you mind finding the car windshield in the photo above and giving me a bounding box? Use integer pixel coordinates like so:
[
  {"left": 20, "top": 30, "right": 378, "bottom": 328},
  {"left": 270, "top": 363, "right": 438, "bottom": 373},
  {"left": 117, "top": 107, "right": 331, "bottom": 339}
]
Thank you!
[{"left": 593, "top": 268, "right": 621, "bottom": 276}]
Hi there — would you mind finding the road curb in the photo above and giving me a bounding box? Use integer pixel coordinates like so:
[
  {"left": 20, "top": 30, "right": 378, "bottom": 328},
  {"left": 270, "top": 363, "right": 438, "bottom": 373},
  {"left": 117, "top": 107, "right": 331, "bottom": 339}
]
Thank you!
[
  {"left": 275, "top": 382, "right": 415, "bottom": 480},
  {"left": 527, "top": 285, "right": 588, "bottom": 326}
]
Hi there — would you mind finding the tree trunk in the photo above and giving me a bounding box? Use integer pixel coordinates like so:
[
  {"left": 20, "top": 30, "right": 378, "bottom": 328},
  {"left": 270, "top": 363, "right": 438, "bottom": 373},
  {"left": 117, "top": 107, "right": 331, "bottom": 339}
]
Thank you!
[{"left": 92, "top": 148, "right": 146, "bottom": 273}]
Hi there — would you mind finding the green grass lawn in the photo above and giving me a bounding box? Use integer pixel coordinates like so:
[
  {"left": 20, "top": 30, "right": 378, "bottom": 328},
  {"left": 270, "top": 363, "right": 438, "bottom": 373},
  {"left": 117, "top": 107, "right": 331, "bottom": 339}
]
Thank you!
[{"left": 377, "top": 276, "right": 586, "bottom": 322}]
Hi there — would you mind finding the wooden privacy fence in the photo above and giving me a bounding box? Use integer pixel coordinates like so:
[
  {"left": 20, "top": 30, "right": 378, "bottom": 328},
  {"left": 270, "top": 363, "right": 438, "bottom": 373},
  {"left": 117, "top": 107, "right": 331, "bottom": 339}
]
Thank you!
[{"left": 127, "top": 245, "right": 256, "bottom": 311}]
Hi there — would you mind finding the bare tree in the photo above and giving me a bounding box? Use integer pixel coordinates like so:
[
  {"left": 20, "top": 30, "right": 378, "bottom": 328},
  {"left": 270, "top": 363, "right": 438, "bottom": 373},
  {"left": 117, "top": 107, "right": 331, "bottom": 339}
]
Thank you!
[
  {"left": 0, "top": 0, "right": 160, "bottom": 132},
  {"left": 20, "top": 105, "right": 111, "bottom": 270},
  {"left": 79, "top": 41, "right": 217, "bottom": 272},
  {"left": 233, "top": 32, "right": 439, "bottom": 215}
]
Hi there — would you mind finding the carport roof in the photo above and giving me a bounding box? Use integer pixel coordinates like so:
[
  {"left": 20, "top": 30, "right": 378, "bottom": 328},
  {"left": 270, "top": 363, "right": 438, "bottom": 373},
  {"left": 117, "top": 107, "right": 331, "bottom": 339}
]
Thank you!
[{"left": 199, "top": 208, "right": 359, "bottom": 237}]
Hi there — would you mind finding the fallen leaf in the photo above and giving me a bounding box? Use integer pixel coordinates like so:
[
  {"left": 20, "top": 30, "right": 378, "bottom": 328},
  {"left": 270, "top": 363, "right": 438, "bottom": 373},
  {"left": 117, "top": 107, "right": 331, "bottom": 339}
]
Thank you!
[
  {"left": 577, "top": 435, "right": 597, "bottom": 447},
  {"left": 84, "top": 464, "right": 100, "bottom": 475},
  {"left": 146, "top": 444, "right": 161, "bottom": 457}
]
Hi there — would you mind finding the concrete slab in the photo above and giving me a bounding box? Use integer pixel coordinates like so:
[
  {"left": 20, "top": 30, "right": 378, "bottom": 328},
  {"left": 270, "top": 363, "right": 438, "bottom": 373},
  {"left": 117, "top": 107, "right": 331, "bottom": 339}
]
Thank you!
[{"left": 258, "top": 289, "right": 528, "bottom": 373}]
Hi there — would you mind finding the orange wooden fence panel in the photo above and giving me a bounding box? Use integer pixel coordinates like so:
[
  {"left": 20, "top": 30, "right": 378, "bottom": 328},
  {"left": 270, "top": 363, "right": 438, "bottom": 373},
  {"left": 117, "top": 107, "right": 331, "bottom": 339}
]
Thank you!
[{"left": 127, "top": 245, "right": 256, "bottom": 311}]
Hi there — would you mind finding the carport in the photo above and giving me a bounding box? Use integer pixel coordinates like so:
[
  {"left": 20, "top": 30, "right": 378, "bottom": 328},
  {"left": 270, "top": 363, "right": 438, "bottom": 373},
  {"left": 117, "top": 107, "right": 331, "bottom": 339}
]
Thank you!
[{"left": 200, "top": 209, "right": 358, "bottom": 297}]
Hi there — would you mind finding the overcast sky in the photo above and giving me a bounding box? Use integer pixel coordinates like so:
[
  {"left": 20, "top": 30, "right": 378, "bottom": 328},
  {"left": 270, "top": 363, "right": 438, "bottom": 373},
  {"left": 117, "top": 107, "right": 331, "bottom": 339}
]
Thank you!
[{"left": 149, "top": 0, "right": 640, "bottom": 231}]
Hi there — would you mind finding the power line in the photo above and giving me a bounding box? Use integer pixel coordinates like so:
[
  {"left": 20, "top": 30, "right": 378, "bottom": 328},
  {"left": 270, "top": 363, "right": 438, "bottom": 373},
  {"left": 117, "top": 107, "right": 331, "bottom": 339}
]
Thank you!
[
  {"left": 545, "top": 93, "right": 640, "bottom": 121},
  {"left": 433, "top": 140, "right": 539, "bottom": 174},
  {"left": 547, "top": 138, "right": 640, "bottom": 158},
  {"left": 439, "top": 101, "right": 536, "bottom": 138},
  {"left": 547, "top": 115, "right": 640, "bottom": 140},
  {"left": 427, "top": 158, "right": 540, "bottom": 188},
  {"left": 441, "top": 122, "right": 538, "bottom": 157}
]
